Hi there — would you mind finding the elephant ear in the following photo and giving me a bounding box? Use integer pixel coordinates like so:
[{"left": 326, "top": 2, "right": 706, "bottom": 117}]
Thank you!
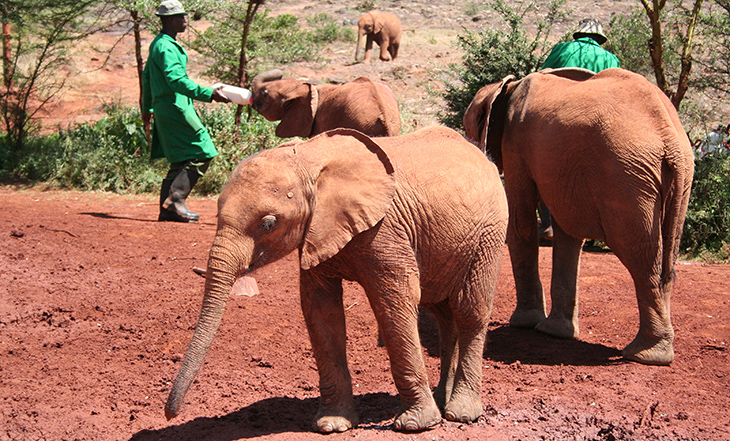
[
  {"left": 276, "top": 83, "right": 316, "bottom": 138},
  {"left": 299, "top": 128, "right": 396, "bottom": 270},
  {"left": 372, "top": 13, "right": 384, "bottom": 33},
  {"left": 463, "top": 74, "right": 515, "bottom": 170}
]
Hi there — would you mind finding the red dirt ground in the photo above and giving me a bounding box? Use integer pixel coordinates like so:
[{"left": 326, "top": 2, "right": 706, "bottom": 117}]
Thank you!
[
  {"left": 2, "top": 188, "right": 729, "bottom": 441},
  {"left": 4, "top": 1, "right": 730, "bottom": 439}
]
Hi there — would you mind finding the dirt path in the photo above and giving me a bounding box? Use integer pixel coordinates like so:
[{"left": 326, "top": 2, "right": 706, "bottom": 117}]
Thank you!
[{"left": 2, "top": 188, "right": 729, "bottom": 440}]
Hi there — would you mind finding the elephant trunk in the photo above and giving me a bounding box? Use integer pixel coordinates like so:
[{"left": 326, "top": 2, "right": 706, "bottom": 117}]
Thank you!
[
  {"left": 251, "top": 69, "right": 284, "bottom": 92},
  {"left": 355, "top": 30, "right": 364, "bottom": 60},
  {"left": 164, "top": 238, "right": 246, "bottom": 420}
]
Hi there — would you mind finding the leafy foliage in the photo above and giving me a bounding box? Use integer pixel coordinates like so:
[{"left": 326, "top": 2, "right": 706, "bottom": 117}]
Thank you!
[
  {"left": 682, "top": 153, "right": 730, "bottom": 261},
  {"left": 694, "top": 0, "right": 730, "bottom": 95},
  {"left": 1, "top": 103, "right": 279, "bottom": 195},
  {"left": 191, "top": 10, "right": 353, "bottom": 85},
  {"left": 1, "top": 0, "right": 111, "bottom": 169},
  {"left": 440, "top": 0, "right": 567, "bottom": 129}
]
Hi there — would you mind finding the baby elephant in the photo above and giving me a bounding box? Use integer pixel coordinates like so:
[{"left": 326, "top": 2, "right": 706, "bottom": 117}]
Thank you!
[{"left": 164, "top": 126, "right": 508, "bottom": 432}]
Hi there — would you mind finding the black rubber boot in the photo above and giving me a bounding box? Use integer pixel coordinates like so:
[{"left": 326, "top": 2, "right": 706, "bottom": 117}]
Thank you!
[{"left": 159, "top": 169, "right": 200, "bottom": 223}]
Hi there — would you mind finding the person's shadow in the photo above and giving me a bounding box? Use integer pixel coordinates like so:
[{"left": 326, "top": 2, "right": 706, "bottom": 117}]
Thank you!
[
  {"left": 81, "top": 212, "right": 217, "bottom": 226},
  {"left": 130, "top": 393, "right": 400, "bottom": 441}
]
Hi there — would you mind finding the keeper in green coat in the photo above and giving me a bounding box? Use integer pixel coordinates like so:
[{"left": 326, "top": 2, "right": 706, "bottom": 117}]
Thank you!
[
  {"left": 541, "top": 18, "right": 620, "bottom": 72},
  {"left": 142, "top": 0, "right": 230, "bottom": 223},
  {"left": 537, "top": 18, "right": 620, "bottom": 240}
]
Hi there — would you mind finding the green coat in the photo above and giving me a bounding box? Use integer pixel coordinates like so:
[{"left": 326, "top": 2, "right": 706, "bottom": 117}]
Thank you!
[
  {"left": 541, "top": 37, "right": 620, "bottom": 72},
  {"left": 142, "top": 33, "right": 217, "bottom": 163}
]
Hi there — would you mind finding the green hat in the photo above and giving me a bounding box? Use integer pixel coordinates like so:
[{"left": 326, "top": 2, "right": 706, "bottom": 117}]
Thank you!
[
  {"left": 573, "top": 19, "right": 607, "bottom": 45},
  {"left": 156, "top": 0, "right": 188, "bottom": 16}
]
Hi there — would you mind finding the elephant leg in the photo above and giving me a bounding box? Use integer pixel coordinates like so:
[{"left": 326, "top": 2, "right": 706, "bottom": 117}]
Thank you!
[
  {"left": 507, "top": 181, "right": 546, "bottom": 328},
  {"left": 535, "top": 219, "right": 584, "bottom": 339},
  {"left": 363, "top": 37, "right": 375, "bottom": 63},
  {"left": 442, "top": 248, "right": 497, "bottom": 423},
  {"left": 389, "top": 41, "right": 399, "bottom": 60},
  {"left": 379, "top": 39, "right": 391, "bottom": 61},
  {"left": 365, "top": 273, "right": 441, "bottom": 432},
  {"left": 300, "top": 273, "right": 358, "bottom": 433},
  {"left": 610, "top": 238, "right": 674, "bottom": 365},
  {"left": 428, "top": 302, "right": 458, "bottom": 411}
]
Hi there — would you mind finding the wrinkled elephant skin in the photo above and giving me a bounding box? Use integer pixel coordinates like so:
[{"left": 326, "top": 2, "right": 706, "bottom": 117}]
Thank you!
[
  {"left": 463, "top": 67, "right": 694, "bottom": 366},
  {"left": 164, "top": 126, "right": 508, "bottom": 432}
]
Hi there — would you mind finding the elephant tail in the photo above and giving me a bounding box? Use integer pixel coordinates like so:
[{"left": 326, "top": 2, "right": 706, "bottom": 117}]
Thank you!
[{"left": 659, "top": 119, "right": 694, "bottom": 286}]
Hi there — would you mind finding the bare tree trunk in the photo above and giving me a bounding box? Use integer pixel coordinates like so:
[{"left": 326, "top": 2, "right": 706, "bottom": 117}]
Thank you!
[
  {"left": 672, "top": 0, "right": 703, "bottom": 109},
  {"left": 640, "top": 0, "right": 703, "bottom": 110},
  {"left": 130, "top": 9, "right": 150, "bottom": 147},
  {"left": 2, "top": 21, "right": 11, "bottom": 90},
  {"left": 233, "top": 0, "right": 264, "bottom": 133}
]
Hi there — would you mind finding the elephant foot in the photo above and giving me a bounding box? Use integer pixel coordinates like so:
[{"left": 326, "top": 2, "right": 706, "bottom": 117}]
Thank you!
[
  {"left": 313, "top": 413, "right": 358, "bottom": 433},
  {"left": 444, "top": 391, "right": 482, "bottom": 423},
  {"left": 312, "top": 398, "right": 358, "bottom": 433},
  {"left": 393, "top": 400, "right": 442, "bottom": 432},
  {"left": 535, "top": 315, "right": 578, "bottom": 339},
  {"left": 623, "top": 334, "right": 674, "bottom": 366},
  {"left": 509, "top": 308, "right": 546, "bottom": 329}
]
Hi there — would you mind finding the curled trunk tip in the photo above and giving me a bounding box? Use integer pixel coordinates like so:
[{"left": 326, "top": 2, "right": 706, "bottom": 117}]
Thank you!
[{"left": 252, "top": 69, "right": 284, "bottom": 88}]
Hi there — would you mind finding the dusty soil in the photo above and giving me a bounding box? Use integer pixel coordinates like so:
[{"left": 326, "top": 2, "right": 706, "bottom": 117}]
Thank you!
[{"left": 4, "top": 1, "right": 730, "bottom": 440}]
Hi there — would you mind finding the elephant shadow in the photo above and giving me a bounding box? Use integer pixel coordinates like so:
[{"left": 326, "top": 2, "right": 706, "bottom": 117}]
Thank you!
[
  {"left": 416, "top": 311, "right": 623, "bottom": 366},
  {"left": 129, "top": 393, "right": 400, "bottom": 441},
  {"left": 484, "top": 324, "right": 624, "bottom": 366}
]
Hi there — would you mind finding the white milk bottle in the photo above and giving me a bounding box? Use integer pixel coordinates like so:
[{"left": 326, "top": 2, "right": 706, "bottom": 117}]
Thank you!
[{"left": 212, "top": 83, "right": 253, "bottom": 105}]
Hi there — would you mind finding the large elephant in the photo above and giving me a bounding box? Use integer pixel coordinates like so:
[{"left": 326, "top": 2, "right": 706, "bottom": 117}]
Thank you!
[
  {"left": 463, "top": 67, "right": 694, "bottom": 366},
  {"left": 164, "top": 126, "right": 508, "bottom": 432},
  {"left": 355, "top": 11, "right": 402, "bottom": 64},
  {"left": 250, "top": 69, "right": 401, "bottom": 138}
]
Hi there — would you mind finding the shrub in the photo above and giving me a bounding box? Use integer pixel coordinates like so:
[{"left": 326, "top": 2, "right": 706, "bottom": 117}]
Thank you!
[
  {"left": 194, "top": 105, "right": 279, "bottom": 195},
  {"left": 193, "top": 10, "right": 353, "bottom": 85},
  {"left": 681, "top": 153, "right": 730, "bottom": 261},
  {"left": 440, "top": 0, "right": 566, "bottom": 129},
  {"left": 1, "top": 103, "right": 280, "bottom": 195},
  {"left": 51, "top": 103, "right": 162, "bottom": 194}
]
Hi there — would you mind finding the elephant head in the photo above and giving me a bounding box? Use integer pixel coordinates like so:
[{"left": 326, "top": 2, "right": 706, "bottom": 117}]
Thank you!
[
  {"left": 165, "top": 129, "right": 396, "bottom": 420},
  {"left": 250, "top": 69, "right": 317, "bottom": 138}
]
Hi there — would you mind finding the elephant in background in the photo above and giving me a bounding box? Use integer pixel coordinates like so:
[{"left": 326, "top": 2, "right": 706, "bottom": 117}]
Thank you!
[
  {"left": 250, "top": 69, "right": 401, "bottom": 138},
  {"left": 164, "top": 126, "right": 508, "bottom": 432},
  {"left": 463, "top": 67, "right": 694, "bottom": 366},
  {"left": 356, "top": 11, "right": 401, "bottom": 63}
]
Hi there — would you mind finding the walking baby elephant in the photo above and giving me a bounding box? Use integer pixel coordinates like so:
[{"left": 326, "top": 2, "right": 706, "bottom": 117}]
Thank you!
[
  {"left": 463, "top": 67, "right": 694, "bottom": 365},
  {"left": 164, "top": 126, "right": 508, "bottom": 432},
  {"left": 356, "top": 10, "right": 402, "bottom": 63}
]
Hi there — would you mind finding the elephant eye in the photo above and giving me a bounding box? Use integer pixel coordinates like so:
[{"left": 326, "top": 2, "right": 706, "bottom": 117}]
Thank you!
[{"left": 261, "top": 215, "right": 277, "bottom": 232}]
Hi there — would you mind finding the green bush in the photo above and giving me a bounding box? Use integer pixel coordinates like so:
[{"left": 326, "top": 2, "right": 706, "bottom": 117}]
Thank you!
[
  {"left": 0, "top": 132, "right": 65, "bottom": 182},
  {"left": 1, "top": 103, "right": 280, "bottom": 196},
  {"left": 194, "top": 105, "right": 280, "bottom": 195},
  {"left": 681, "top": 153, "right": 730, "bottom": 261},
  {"left": 606, "top": 8, "right": 654, "bottom": 77},
  {"left": 440, "top": 0, "right": 566, "bottom": 129},
  {"left": 51, "top": 103, "right": 163, "bottom": 194},
  {"left": 194, "top": 10, "right": 353, "bottom": 85}
]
